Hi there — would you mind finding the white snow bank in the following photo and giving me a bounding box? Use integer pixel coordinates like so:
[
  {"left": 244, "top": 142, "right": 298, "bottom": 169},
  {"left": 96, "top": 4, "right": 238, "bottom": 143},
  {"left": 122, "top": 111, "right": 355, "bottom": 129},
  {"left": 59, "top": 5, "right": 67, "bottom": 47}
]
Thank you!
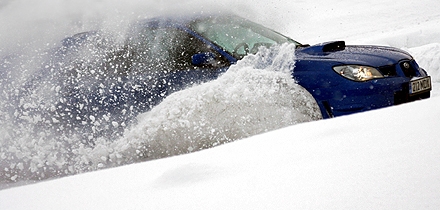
[
  {"left": 351, "top": 18, "right": 440, "bottom": 49},
  {"left": 409, "top": 43, "right": 440, "bottom": 82},
  {"left": 1, "top": 95, "right": 439, "bottom": 210}
]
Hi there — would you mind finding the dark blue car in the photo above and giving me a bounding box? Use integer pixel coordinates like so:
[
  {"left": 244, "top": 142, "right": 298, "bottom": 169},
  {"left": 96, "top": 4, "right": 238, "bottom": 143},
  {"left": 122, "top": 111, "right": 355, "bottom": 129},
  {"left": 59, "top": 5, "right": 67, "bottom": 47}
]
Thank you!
[{"left": 40, "top": 14, "right": 431, "bottom": 138}]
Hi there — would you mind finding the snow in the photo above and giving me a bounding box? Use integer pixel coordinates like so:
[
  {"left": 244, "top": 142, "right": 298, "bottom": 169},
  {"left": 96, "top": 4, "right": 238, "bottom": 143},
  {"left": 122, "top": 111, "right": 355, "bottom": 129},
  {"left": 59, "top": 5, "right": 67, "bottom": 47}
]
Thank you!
[
  {"left": 114, "top": 44, "right": 321, "bottom": 161},
  {"left": 1, "top": 0, "right": 440, "bottom": 209},
  {"left": 2, "top": 98, "right": 440, "bottom": 209}
]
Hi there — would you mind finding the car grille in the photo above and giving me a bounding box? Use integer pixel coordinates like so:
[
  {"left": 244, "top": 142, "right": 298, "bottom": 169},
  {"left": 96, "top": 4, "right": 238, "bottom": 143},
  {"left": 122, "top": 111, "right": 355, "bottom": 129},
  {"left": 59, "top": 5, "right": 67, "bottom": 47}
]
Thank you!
[
  {"left": 379, "top": 60, "right": 418, "bottom": 78},
  {"left": 391, "top": 59, "right": 429, "bottom": 105},
  {"left": 399, "top": 60, "right": 417, "bottom": 77},
  {"left": 378, "top": 65, "right": 397, "bottom": 77}
]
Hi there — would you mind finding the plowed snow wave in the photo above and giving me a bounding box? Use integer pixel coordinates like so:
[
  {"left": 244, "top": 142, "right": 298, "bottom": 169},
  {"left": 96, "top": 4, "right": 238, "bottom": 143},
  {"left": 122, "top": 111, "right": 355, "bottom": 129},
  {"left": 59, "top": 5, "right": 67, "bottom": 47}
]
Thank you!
[
  {"left": 105, "top": 44, "right": 321, "bottom": 161},
  {"left": 0, "top": 44, "right": 321, "bottom": 187}
]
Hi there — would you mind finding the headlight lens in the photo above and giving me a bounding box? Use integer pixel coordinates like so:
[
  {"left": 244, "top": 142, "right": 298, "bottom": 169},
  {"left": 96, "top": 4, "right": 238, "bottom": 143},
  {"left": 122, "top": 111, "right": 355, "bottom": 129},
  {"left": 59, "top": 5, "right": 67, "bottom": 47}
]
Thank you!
[{"left": 333, "top": 65, "right": 384, "bottom": 81}]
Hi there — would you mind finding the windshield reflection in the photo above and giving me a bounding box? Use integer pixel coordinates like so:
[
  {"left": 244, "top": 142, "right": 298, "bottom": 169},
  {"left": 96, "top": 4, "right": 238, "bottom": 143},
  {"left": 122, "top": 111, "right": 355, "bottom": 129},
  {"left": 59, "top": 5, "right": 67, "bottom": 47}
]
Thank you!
[{"left": 189, "top": 15, "right": 300, "bottom": 59}]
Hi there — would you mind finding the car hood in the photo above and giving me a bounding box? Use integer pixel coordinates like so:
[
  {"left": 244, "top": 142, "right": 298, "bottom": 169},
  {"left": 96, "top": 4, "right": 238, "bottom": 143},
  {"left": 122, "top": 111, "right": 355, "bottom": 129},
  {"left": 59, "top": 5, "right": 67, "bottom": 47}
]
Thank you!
[{"left": 296, "top": 41, "right": 413, "bottom": 67}]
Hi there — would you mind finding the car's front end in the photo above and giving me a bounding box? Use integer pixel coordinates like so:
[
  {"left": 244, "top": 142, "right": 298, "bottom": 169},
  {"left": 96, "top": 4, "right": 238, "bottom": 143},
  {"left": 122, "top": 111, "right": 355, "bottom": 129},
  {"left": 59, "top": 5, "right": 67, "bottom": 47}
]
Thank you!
[
  {"left": 186, "top": 15, "right": 431, "bottom": 119},
  {"left": 294, "top": 41, "right": 431, "bottom": 118}
]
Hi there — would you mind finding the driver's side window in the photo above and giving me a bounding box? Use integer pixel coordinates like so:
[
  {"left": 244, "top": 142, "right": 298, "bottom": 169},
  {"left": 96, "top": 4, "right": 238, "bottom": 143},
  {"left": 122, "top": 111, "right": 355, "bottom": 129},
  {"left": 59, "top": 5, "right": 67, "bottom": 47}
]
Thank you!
[
  {"left": 199, "top": 23, "right": 277, "bottom": 58},
  {"left": 128, "top": 27, "right": 229, "bottom": 73}
]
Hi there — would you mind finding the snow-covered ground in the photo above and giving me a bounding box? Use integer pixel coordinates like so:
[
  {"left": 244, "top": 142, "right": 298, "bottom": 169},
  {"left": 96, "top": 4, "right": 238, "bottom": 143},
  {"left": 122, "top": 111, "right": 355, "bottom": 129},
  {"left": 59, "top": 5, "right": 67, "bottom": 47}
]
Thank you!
[{"left": 1, "top": 0, "right": 440, "bottom": 209}]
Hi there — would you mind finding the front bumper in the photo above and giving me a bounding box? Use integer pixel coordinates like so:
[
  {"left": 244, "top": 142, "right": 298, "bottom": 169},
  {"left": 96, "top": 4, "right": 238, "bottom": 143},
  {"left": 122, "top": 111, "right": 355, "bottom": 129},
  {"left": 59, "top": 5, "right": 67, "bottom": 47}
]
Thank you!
[{"left": 319, "top": 76, "right": 431, "bottom": 118}]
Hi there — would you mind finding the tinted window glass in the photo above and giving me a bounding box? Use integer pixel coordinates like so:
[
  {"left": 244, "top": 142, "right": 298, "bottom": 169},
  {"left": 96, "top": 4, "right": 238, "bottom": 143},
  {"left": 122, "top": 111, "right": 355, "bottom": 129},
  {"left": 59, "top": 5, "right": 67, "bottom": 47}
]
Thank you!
[
  {"left": 127, "top": 27, "right": 228, "bottom": 74},
  {"left": 190, "top": 16, "right": 300, "bottom": 59}
]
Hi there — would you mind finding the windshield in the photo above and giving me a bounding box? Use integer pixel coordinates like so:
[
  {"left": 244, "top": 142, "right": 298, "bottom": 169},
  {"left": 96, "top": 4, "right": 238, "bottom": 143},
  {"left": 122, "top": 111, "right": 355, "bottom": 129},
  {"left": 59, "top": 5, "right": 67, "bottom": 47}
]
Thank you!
[{"left": 189, "top": 15, "right": 300, "bottom": 59}]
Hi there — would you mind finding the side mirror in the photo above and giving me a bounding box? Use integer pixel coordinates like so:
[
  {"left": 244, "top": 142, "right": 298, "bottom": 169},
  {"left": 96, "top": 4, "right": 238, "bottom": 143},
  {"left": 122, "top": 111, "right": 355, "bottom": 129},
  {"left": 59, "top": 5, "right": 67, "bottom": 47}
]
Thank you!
[{"left": 191, "top": 52, "right": 216, "bottom": 67}]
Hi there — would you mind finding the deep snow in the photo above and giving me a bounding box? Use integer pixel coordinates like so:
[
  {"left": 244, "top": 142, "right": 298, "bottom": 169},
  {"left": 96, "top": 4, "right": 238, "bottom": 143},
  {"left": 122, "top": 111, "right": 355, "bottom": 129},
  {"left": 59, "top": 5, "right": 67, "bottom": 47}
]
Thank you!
[
  {"left": 1, "top": 0, "right": 440, "bottom": 209},
  {"left": 2, "top": 97, "right": 440, "bottom": 209}
]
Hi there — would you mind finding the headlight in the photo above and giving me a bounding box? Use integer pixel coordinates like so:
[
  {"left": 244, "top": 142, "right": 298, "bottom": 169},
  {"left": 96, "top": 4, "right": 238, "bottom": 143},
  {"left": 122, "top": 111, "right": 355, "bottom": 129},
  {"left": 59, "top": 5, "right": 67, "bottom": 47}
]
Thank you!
[{"left": 333, "top": 65, "right": 384, "bottom": 81}]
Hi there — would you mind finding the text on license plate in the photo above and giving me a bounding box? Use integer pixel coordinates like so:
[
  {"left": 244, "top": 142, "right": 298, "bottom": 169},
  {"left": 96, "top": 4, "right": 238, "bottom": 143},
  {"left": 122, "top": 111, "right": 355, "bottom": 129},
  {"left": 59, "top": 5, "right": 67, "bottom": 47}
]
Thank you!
[{"left": 409, "top": 76, "right": 431, "bottom": 95}]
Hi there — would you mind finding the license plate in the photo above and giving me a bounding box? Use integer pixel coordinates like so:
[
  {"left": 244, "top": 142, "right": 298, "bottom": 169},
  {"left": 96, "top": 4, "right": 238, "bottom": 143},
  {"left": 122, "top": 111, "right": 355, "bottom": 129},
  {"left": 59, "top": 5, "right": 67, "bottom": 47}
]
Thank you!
[{"left": 409, "top": 76, "right": 431, "bottom": 95}]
